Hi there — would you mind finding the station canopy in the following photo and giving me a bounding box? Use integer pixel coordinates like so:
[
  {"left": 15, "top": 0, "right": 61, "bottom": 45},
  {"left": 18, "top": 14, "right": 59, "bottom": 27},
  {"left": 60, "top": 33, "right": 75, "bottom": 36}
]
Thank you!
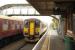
[
  {"left": 0, "top": 0, "right": 40, "bottom": 15},
  {"left": 0, "top": 0, "right": 29, "bottom": 7},
  {"left": 27, "top": 0, "right": 75, "bottom": 15},
  {"left": 0, "top": 0, "right": 60, "bottom": 26}
]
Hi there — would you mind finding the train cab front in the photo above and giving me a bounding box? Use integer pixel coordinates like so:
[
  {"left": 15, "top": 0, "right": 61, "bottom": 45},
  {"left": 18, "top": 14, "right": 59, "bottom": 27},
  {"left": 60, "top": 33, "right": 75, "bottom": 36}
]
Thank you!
[{"left": 23, "top": 19, "right": 40, "bottom": 42}]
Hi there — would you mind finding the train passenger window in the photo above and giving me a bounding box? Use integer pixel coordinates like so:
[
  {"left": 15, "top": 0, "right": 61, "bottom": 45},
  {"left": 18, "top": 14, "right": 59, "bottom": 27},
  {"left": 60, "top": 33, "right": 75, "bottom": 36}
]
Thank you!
[
  {"left": 11, "top": 21, "right": 15, "bottom": 30},
  {"left": 2, "top": 19, "right": 8, "bottom": 31},
  {"left": 35, "top": 20, "right": 40, "bottom": 27},
  {"left": 24, "top": 21, "right": 29, "bottom": 28},
  {"left": 16, "top": 22, "right": 20, "bottom": 29}
]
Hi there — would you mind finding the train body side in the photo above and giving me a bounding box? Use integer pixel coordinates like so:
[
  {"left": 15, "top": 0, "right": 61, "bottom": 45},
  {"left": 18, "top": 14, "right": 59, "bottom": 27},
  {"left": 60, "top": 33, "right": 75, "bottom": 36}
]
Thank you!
[{"left": 0, "top": 16, "right": 24, "bottom": 47}]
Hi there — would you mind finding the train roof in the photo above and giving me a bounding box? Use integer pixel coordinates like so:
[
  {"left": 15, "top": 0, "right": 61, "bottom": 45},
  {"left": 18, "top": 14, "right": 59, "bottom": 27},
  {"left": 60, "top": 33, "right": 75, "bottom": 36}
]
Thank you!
[{"left": 0, "top": 15, "right": 23, "bottom": 21}]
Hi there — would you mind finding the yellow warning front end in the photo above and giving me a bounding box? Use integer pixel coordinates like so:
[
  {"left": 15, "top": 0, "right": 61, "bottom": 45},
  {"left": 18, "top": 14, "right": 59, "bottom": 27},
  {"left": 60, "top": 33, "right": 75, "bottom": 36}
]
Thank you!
[
  {"left": 23, "top": 27, "right": 28, "bottom": 33},
  {"left": 30, "top": 21, "right": 34, "bottom": 36}
]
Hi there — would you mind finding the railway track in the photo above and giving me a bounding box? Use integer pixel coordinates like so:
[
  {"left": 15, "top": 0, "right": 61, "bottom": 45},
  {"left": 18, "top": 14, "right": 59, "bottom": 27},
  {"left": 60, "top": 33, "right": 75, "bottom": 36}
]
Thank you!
[
  {"left": 0, "top": 39, "right": 36, "bottom": 50},
  {"left": 19, "top": 43, "right": 35, "bottom": 50}
]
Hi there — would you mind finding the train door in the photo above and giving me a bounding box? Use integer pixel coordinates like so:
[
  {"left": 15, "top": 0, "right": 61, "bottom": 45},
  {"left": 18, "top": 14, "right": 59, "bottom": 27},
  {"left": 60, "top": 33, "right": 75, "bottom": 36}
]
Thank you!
[
  {"left": 2, "top": 19, "right": 9, "bottom": 37},
  {"left": 0, "top": 19, "right": 3, "bottom": 38}
]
